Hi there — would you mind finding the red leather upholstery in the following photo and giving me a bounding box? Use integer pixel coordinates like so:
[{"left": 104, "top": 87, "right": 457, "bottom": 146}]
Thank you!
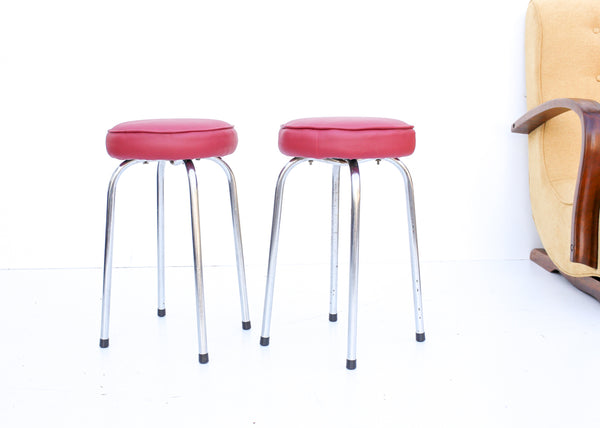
[
  {"left": 279, "top": 117, "right": 415, "bottom": 159},
  {"left": 106, "top": 119, "right": 238, "bottom": 160}
]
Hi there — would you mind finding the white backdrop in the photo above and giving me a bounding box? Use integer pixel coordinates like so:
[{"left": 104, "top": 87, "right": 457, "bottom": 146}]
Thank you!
[{"left": 0, "top": 0, "right": 538, "bottom": 270}]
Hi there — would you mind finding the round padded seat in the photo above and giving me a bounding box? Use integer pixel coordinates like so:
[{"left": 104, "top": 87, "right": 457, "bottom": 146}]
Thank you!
[
  {"left": 278, "top": 117, "right": 415, "bottom": 159},
  {"left": 106, "top": 119, "right": 238, "bottom": 161}
]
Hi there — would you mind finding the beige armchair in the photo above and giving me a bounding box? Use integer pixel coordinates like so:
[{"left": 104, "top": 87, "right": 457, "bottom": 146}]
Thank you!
[{"left": 512, "top": 0, "right": 600, "bottom": 299}]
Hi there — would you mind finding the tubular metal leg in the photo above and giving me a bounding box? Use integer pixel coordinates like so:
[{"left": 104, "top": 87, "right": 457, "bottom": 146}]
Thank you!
[
  {"left": 99, "top": 159, "right": 142, "bottom": 348},
  {"left": 208, "top": 157, "right": 251, "bottom": 330},
  {"left": 329, "top": 165, "right": 341, "bottom": 322},
  {"left": 184, "top": 160, "right": 209, "bottom": 363},
  {"left": 385, "top": 158, "right": 425, "bottom": 342},
  {"left": 346, "top": 160, "right": 361, "bottom": 370},
  {"left": 157, "top": 161, "right": 166, "bottom": 317},
  {"left": 260, "top": 157, "right": 308, "bottom": 346}
]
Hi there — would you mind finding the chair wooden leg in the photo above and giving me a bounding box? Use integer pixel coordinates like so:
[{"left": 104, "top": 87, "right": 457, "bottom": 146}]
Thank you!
[
  {"left": 530, "top": 248, "right": 600, "bottom": 301},
  {"left": 571, "top": 114, "right": 600, "bottom": 268}
]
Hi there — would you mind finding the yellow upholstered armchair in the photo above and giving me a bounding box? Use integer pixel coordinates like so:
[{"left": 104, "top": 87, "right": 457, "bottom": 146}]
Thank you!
[{"left": 512, "top": 0, "right": 600, "bottom": 299}]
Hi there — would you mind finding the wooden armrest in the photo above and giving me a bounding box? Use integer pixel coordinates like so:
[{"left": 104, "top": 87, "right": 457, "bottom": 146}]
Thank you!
[
  {"left": 511, "top": 98, "right": 600, "bottom": 268},
  {"left": 512, "top": 98, "right": 600, "bottom": 134}
]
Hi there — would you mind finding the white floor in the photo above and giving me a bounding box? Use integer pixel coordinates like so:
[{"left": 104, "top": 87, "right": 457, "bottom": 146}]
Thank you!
[{"left": 2, "top": 260, "right": 600, "bottom": 427}]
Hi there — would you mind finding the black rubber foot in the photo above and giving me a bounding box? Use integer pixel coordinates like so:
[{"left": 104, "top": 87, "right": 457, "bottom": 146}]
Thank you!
[
  {"left": 329, "top": 313, "right": 338, "bottom": 322},
  {"left": 157, "top": 308, "right": 166, "bottom": 317},
  {"left": 416, "top": 332, "right": 426, "bottom": 342},
  {"left": 199, "top": 353, "right": 209, "bottom": 364},
  {"left": 99, "top": 338, "right": 109, "bottom": 348},
  {"left": 260, "top": 336, "right": 270, "bottom": 346},
  {"left": 346, "top": 359, "right": 357, "bottom": 370},
  {"left": 242, "top": 321, "right": 251, "bottom": 330}
]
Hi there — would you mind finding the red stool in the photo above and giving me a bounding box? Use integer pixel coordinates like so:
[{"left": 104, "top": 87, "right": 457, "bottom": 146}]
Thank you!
[
  {"left": 99, "top": 119, "right": 251, "bottom": 364},
  {"left": 259, "top": 117, "right": 425, "bottom": 369}
]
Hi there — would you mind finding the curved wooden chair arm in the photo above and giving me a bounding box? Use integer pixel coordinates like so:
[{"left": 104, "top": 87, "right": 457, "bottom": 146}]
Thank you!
[
  {"left": 512, "top": 98, "right": 600, "bottom": 134},
  {"left": 512, "top": 98, "right": 600, "bottom": 268}
]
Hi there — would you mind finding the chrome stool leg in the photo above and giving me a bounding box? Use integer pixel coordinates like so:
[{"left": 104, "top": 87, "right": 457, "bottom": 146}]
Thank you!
[
  {"left": 329, "top": 164, "right": 341, "bottom": 322},
  {"left": 208, "top": 157, "right": 251, "bottom": 330},
  {"left": 260, "top": 157, "right": 308, "bottom": 346},
  {"left": 157, "top": 161, "right": 166, "bottom": 317},
  {"left": 346, "top": 159, "right": 361, "bottom": 370},
  {"left": 385, "top": 158, "right": 425, "bottom": 341},
  {"left": 99, "top": 159, "right": 142, "bottom": 348},
  {"left": 184, "top": 160, "right": 209, "bottom": 363}
]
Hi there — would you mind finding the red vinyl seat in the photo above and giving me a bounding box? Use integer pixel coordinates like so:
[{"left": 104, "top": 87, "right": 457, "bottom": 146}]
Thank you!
[
  {"left": 106, "top": 119, "right": 238, "bottom": 161},
  {"left": 278, "top": 117, "right": 415, "bottom": 159}
]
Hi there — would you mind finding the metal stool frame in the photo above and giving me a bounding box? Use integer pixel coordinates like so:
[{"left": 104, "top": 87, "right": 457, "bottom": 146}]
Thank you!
[
  {"left": 259, "top": 157, "right": 425, "bottom": 370},
  {"left": 99, "top": 157, "right": 251, "bottom": 364}
]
